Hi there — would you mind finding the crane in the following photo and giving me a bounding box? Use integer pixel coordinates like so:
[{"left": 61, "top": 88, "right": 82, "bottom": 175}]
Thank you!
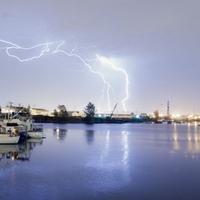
[{"left": 110, "top": 103, "right": 118, "bottom": 119}]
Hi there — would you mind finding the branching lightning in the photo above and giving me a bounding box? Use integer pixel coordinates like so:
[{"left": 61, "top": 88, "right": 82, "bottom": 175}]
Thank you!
[
  {"left": 0, "top": 39, "right": 129, "bottom": 112},
  {"left": 52, "top": 41, "right": 112, "bottom": 112},
  {"left": 0, "top": 39, "right": 52, "bottom": 62},
  {"left": 96, "top": 55, "right": 129, "bottom": 112}
]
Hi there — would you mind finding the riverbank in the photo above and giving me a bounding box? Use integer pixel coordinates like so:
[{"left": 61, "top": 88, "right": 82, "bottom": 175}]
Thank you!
[{"left": 33, "top": 115, "right": 151, "bottom": 124}]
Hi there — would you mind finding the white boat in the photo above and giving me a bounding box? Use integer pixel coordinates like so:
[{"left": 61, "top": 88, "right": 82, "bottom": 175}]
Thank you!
[
  {"left": 4, "top": 122, "right": 27, "bottom": 133},
  {"left": 27, "top": 123, "right": 45, "bottom": 139},
  {"left": 0, "top": 125, "right": 21, "bottom": 144},
  {"left": 0, "top": 134, "right": 20, "bottom": 144},
  {"left": 2, "top": 118, "right": 31, "bottom": 130},
  {"left": 1, "top": 105, "right": 44, "bottom": 139},
  {"left": 1, "top": 118, "right": 44, "bottom": 139},
  {"left": 27, "top": 131, "right": 45, "bottom": 139}
]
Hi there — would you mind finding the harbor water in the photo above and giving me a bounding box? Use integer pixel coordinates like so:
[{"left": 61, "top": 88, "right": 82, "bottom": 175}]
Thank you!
[{"left": 1, "top": 123, "right": 200, "bottom": 200}]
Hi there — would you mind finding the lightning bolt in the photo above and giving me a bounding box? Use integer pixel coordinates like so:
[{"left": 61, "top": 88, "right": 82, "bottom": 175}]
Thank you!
[
  {"left": 96, "top": 55, "right": 129, "bottom": 112},
  {"left": 0, "top": 39, "right": 52, "bottom": 62},
  {"left": 0, "top": 39, "right": 129, "bottom": 112},
  {"left": 52, "top": 41, "right": 112, "bottom": 112}
]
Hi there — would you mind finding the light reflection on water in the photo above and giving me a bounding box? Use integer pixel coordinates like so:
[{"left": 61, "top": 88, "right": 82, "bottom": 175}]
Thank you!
[
  {"left": 53, "top": 128, "right": 68, "bottom": 141},
  {"left": 171, "top": 123, "right": 200, "bottom": 159},
  {"left": 1, "top": 123, "right": 200, "bottom": 200}
]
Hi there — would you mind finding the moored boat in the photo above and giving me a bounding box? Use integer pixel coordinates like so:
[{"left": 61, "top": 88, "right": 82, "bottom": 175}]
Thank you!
[
  {"left": 0, "top": 126, "right": 20, "bottom": 144},
  {"left": 0, "top": 104, "right": 44, "bottom": 140},
  {"left": 27, "top": 131, "right": 45, "bottom": 139},
  {"left": 0, "top": 134, "right": 20, "bottom": 144}
]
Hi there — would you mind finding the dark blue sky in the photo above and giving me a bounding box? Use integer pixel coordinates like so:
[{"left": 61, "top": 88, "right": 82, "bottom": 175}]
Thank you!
[{"left": 0, "top": 0, "right": 200, "bottom": 114}]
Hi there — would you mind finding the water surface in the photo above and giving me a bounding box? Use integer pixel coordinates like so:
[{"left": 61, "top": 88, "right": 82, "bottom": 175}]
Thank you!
[{"left": 1, "top": 123, "right": 200, "bottom": 200}]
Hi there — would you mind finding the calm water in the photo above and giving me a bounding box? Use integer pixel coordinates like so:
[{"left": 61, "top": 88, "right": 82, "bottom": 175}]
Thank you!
[{"left": 1, "top": 123, "right": 200, "bottom": 200}]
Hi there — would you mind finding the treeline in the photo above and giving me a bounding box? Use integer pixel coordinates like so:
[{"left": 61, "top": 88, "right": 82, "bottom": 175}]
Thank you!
[
  {"left": 33, "top": 102, "right": 152, "bottom": 124},
  {"left": 34, "top": 102, "right": 97, "bottom": 124}
]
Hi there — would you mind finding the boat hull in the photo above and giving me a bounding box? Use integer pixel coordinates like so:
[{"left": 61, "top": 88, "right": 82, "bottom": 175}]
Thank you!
[
  {"left": 0, "top": 135, "right": 20, "bottom": 144},
  {"left": 28, "top": 131, "right": 45, "bottom": 139}
]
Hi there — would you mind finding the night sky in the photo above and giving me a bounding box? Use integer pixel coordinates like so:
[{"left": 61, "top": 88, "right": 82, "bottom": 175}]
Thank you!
[{"left": 0, "top": 0, "right": 200, "bottom": 114}]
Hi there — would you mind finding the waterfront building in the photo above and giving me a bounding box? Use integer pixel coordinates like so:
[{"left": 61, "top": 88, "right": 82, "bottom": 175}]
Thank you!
[
  {"left": 112, "top": 113, "right": 134, "bottom": 119},
  {"left": 68, "top": 111, "right": 86, "bottom": 117},
  {"left": 30, "top": 108, "right": 50, "bottom": 116}
]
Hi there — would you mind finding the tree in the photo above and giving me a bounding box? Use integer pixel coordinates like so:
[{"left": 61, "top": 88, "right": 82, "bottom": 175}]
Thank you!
[
  {"left": 53, "top": 109, "right": 58, "bottom": 117},
  {"left": 57, "top": 105, "right": 68, "bottom": 117},
  {"left": 84, "top": 102, "right": 96, "bottom": 124}
]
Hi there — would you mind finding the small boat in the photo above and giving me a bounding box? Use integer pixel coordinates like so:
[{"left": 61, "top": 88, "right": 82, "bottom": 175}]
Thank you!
[
  {"left": 0, "top": 126, "right": 20, "bottom": 144},
  {"left": 27, "top": 124, "right": 45, "bottom": 139},
  {"left": 27, "top": 131, "right": 45, "bottom": 139},
  {"left": 0, "top": 134, "right": 20, "bottom": 144}
]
